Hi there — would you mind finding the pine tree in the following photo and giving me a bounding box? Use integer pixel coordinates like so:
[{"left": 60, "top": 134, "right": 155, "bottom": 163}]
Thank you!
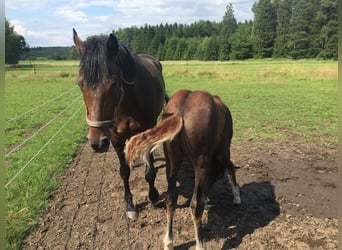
[
  {"left": 252, "top": 0, "right": 277, "bottom": 58},
  {"left": 288, "top": 0, "right": 321, "bottom": 58},
  {"left": 174, "top": 38, "right": 187, "bottom": 60},
  {"left": 206, "top": 36, "right": 220, "bottom": 60},
  {"left": 273, "top": 0, "right": 292, "bottom": 57},
  {"left": 221, "top": 3, "right": 238, "bottom": 37},
  {"left": 164, "top": 37, "right": 178, "bottom": 60},
  {"left": 184, "top": 38, "right": 200, "bottom": 60},
  {"left": 219, "top": 3, "right": 237, "bottom": 60},
  {"left": 229, "top": 22, "right": 254, "bottom": 60},
  {"left": 196, "top": 37, "right": 210, "bottom": 60},
  {"left": 317, "top": 0, "right": 337, "bottom": 59}
]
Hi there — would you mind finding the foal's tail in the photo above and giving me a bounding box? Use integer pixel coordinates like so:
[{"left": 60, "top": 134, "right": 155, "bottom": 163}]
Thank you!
[{"left": 125, "top": 114, "right": 183, "bottom": 166}]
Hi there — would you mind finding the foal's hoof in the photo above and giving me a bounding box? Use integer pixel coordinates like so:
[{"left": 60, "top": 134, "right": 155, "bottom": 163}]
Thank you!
[
  {"left": 233, "top": 196, "right": 241, "bottom": 205},
  {"left": 126, "top": 209, "right": 138, "bottom": 220}
]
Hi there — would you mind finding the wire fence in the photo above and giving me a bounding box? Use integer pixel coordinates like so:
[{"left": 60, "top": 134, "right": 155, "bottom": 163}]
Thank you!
[
  {"left": 5, "top": 96, "right": 82, "bottom": 158},
  {"left": 5, "top": 87, "right": 84, "bottom": 189},
  {"left": 6, "top": 85, "right": 78, "bottom": 124},
  {"left": 5, "top": 105, "right": 83, "bottom": 189}
]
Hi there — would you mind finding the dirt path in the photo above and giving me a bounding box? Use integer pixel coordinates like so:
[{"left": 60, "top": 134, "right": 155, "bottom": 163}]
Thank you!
[{"left": 24, "top": 134, "right": 338, "bottom": 249}]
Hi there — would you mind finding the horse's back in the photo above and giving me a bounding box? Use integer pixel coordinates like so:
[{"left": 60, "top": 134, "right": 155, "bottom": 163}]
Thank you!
[
  {"left": 134, "top": 54, "right": 166, "bottom": 126},
  {"left": 138, "top": 54, "right": 163, "bottom": 73}
]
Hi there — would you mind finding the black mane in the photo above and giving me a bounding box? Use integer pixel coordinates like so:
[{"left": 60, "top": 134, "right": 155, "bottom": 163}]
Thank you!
[{"left": 80, "top": 35, "right": 136, "bottom": 86}]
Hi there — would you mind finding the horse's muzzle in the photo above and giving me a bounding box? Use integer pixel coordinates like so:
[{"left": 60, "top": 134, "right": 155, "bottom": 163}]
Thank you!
[{"left": 88, "top": 137, "right": 110, "bottom": 153}]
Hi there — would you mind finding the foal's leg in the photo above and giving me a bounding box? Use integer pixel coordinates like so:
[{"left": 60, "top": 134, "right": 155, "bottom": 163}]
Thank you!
[
  {"left": 217, "top": 148, "right": 241, "bottom": 205},
  {"left": 226, "top": 159, "right": 241, "bottom": 205},
  {"left": 190, "top": 156, "right": 210, "bottom": 250},
  {"left": 163, "top": 142, "right": 182, "bottom": 250},
  {"left": 115, "top": 146, "right": 137, "bottom": 219},
  {"left": 144, "top": 153, "right": 159, "bottom": 203}
]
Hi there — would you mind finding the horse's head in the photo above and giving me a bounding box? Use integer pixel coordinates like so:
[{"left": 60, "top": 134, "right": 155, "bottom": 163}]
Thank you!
[{"left": 73, "top": 29, "right": 123, "bottom": 153}]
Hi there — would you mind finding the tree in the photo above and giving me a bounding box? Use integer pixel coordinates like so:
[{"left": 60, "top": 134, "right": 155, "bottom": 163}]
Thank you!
[
  {"left": 5, "top": 19, "right": 29, "bottom": 64},
  {"left": 273, "top": 0, "right": 293, "bottom": 57},
  {"left": 205, "top": 36, "right": 220, "bottom": 60},
  {"left": 221, "top": 3, "right": 238, "bottom": 37},
  {"left": 317, "top": 0, "right": 337, "bottom": 59},
  {"left": 219, "top": 3, "right": 238, "bottom": 60},
  {"left": 252, "top": 0, "right": 277, "bottom": 58},
  {"left": 288, "top": 0, "right": 321, "bottom": 58},
  {"left": 229, "top": 23, "right": 254, "bottom": 60},
  {"left": 184, "top": 38, "right": 200, "bottom": 60},
  {"left": 164, "top": 37, "right": 178, "bottom": 60},
  {"left": 174, "top": 38, "right": 187, "bottom": 60},
  {"left": 196, "top": 37, "right": 210, "bottom": 60}
]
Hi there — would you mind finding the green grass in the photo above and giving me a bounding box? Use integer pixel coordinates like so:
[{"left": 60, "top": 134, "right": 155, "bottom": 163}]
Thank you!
[
  {"left": 5, "top": 59, "right": 337, "bottom": 249},
  {"left": 5, "top": 62, "right": 86, "bottom": 249},
  {"left": 162, "top": 60, "right": 337, "bottom": 146}
]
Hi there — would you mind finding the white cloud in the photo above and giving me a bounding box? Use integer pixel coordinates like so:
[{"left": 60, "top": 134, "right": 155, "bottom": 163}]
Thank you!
[
  {"left": 6, "top": 0, "right": 254, "bottom": 46},
  {"left": 5, "top": 0, "right": 50, "bottom": 10},
  {"left": 74, "top": 0, "right": 117, "bottom": 9},
  {"left": 54, "top": 7, "right": 88, "bottom": 23}
]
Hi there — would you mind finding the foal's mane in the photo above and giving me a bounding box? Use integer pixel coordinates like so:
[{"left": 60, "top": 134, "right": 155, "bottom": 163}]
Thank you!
[{"left": 80, "top": 35, "right": 136, "bottom": 86}]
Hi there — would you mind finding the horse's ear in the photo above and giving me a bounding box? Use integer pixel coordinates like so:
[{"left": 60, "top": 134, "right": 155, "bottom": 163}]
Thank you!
[
  {"left": 73, "top": 28, "right": 85, "bottom": 55},
  {"left": 107, "top": 34, "right": 119, "bottom": 57}
]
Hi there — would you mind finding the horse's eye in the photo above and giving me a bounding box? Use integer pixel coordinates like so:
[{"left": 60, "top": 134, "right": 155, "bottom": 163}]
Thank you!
[{"left": 77, "top": 80, "right": 83, "bottom": 89}]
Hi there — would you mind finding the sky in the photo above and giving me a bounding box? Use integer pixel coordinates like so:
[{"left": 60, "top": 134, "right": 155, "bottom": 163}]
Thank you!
[{"left": 5, "top": 0, "right": 255, "bottom": 47}]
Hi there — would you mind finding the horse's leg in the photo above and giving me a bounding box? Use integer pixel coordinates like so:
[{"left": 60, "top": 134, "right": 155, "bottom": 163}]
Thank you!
[
  {"left": 163, "top": 142, "right": 182, "bottom": 250},
  {"left": 144, "top": 153, "right": 159, "bottom": 203},
  {"left": 114, "top": 146, "right": 137, "bottom": 219}
]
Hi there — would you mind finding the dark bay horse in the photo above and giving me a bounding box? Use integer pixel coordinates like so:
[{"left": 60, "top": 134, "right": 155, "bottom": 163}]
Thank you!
[
  {"left": 73, "top": 29, "right": 167, "bottom": 219},
  {"left": 125, "top": 89, "right": 241, "bottom": 250}
]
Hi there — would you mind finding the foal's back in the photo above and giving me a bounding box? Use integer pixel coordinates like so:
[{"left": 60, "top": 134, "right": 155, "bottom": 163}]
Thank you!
[{"left": 165, "top": 89, "right": 232, "bottom": 159}]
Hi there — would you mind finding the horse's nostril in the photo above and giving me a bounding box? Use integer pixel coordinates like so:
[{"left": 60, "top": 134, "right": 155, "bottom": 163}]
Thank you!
[
  {"left": 100, "top": 137, "right": 110, "bottom": 150},
  {"left": 90, "top": 143, "right": 100, "bottom": 151}
]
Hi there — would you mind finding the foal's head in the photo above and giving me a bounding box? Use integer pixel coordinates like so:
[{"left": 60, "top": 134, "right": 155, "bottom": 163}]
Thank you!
[{"left": 73, "top": 29, "right": 122, "bottom": 152}]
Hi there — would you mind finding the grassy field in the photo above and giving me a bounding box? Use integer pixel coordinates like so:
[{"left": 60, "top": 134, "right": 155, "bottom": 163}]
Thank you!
[
  {"left": 5, "top": 59, "right": 337, "bottom": 249},
  {"left": 5, "top": 61, "right": 85, "bottom": 249},
  {"left": 162, "top": 60, "right": 337, "bottom": 146}
]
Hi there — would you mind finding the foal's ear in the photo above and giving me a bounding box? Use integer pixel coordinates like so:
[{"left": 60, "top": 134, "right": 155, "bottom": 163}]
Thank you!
[
  {"left": 73, "top": 28, "right": 85, "bottom": 55},
  {"left": 107, "top": 34, "right": 119, "bottom": 57}
]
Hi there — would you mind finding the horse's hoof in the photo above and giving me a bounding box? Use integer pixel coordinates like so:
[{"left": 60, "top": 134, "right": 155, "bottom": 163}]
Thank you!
[
  {"left": 126, "top": 209, "right": 138, "bottom": 220},
  {"left": 149, "top": 188, "right": 159, "bottom": 204}
]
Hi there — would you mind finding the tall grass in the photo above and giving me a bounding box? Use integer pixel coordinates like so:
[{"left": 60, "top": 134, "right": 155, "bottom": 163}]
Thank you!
[{"left": 5, "top": 59, "right": 337, "bottom": 249}]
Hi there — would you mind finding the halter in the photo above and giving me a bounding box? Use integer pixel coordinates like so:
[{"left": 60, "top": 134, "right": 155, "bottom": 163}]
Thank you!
[
  {"left": 86, "top": 115, "right": 114, "bottom": 128},
  {"left": 85, "top": 68, "right": 133, "bottom": 128}
]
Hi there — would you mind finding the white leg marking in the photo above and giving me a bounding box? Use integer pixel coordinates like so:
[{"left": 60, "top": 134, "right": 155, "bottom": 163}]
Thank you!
[
  {"left": 163, "top": 233, "right": 173, "bottom": 250},
  {"left": 126, "top": 210, "right": 138, "bottom": 220},
  {"left": 227, "top": 174, "right": 241, "bottom": 205}
]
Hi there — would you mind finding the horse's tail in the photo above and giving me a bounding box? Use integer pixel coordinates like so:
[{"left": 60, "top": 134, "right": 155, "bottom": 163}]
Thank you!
[{"left": 125, "top": 114, "right": 183, "bottom": 166}]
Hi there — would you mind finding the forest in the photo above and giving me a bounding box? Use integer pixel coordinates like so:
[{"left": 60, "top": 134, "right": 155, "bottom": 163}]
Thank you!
[
  {"left": 113, "top": 0, "right": 337, "bottom": 60},
  {"left": 19, "top": 0, "right": 338, "bottom": 62}
]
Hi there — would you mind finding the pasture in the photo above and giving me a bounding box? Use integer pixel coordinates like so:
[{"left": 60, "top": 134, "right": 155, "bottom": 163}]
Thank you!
[{"left": 5, "top": 60, "right": 337, "bottom": 249}]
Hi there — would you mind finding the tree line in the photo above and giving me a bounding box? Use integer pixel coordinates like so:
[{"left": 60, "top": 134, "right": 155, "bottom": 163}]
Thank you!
[
  {"left": 6, "top": 0, "right": 337, "bottom": 64},
  {"left": 114, "top": 0, "right": 337, "bottom": 60}
]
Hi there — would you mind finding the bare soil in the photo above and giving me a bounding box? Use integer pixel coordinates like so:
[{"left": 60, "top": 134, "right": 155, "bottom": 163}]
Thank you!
[{"left": 24, "top": 132, "right": 338, "bottom": 249}]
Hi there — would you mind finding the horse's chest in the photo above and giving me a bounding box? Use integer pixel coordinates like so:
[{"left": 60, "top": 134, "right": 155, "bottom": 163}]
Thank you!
[{"left": 115, "top": 118, "right": 141, "bottom": 137}]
